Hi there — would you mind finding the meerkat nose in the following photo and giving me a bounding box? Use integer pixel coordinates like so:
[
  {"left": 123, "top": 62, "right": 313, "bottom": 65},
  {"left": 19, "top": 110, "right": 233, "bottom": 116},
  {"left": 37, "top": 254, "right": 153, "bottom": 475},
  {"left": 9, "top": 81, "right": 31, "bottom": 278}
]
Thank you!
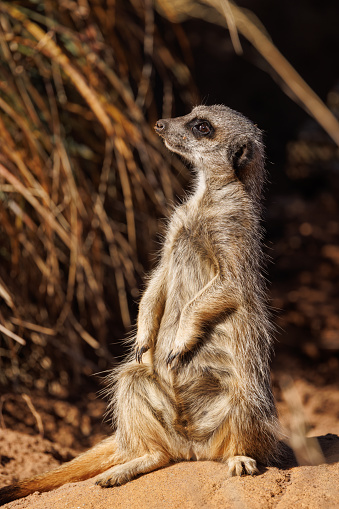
[{"left": 154, "top": 119, "right": 167, "bottom": 133}]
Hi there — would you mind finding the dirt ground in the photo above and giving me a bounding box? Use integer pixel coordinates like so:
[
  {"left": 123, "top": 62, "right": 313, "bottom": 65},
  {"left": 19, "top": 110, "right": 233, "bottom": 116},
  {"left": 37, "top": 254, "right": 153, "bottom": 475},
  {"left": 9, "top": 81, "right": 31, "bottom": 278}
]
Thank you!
[
  {"left": 0, "top": 431, "right": 339, "bottom": 508},
  {"left": 0, "top": 360, "right": 339, "bottom": 509}
]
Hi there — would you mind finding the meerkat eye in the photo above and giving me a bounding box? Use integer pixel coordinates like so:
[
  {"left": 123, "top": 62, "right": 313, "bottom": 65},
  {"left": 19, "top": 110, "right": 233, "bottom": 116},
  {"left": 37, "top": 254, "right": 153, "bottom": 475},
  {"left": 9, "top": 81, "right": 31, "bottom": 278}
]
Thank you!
[
  {"left": 192, "top": 121, "right": 213, "bottom": 137},
  {"left": 197, "top": 122, "right": 210, "bottom": 134}
]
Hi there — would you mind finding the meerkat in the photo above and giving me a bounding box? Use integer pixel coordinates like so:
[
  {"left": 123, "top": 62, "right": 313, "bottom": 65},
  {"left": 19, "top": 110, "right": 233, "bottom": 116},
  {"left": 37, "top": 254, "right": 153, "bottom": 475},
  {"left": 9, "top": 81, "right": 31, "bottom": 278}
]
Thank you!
[{"left": 0, "top": 105, "right": 280, "bottom": 505}]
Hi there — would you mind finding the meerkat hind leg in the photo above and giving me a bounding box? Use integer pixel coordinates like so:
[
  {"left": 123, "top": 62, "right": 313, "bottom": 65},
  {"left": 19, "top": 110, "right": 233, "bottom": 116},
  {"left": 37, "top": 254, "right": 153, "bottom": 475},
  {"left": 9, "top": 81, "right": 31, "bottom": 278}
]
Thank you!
[
  {"left": 95, "top": 451, "right": 169, "bottom": 487},
  {"left": 227, "top": 456, "right": 258, "bottom": 477},
  {"left": 97, "top": 363, "right": 175, "bottom": 487}
]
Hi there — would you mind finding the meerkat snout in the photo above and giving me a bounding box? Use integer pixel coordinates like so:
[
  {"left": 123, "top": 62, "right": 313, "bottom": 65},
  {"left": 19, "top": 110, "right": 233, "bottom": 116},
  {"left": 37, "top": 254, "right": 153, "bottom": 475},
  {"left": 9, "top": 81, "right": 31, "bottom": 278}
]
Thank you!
[{"left": 154, "top": 119, "right": 168, "bottom": 134}]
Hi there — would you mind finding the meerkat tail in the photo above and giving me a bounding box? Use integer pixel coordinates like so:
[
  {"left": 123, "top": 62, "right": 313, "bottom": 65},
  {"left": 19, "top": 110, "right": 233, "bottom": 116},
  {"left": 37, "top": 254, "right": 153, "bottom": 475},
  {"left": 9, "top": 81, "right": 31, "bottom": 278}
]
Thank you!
[{"left": 0, "top": 435, "right": 119, "bottom": 505}]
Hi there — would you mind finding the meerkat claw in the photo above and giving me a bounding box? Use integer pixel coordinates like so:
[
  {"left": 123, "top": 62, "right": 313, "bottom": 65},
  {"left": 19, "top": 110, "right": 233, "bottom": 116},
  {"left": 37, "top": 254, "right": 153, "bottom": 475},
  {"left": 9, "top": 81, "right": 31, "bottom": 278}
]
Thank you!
[
  {"left": 166, "top": 350, "right": 180, "bottom": 368},
  {"left": 135, "top": 345, "right": 149, "bottom": 363},
  {"left": 166, "top": 350, "right": 173, "bottom": 366},
  {"left": 227, "top": 456, "right": 258, "bottom": 477}
]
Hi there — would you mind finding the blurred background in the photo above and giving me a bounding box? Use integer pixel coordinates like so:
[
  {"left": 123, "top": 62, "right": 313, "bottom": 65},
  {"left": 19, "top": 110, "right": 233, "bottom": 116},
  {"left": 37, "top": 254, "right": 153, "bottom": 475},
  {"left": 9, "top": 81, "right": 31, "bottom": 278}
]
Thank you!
[{"left": 0, "top": 0, "right": 338, "bottom": 451}]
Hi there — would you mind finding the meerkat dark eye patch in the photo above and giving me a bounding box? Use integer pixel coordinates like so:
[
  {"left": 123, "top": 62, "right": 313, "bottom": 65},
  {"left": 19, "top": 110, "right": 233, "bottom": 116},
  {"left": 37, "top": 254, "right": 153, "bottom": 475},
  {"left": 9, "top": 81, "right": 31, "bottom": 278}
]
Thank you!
[
  {"left": 230, "top": 139, "right": 254, "bottom": 170},
  {"left": 186, "top": 118, "right": 215, "bottom": 139}
]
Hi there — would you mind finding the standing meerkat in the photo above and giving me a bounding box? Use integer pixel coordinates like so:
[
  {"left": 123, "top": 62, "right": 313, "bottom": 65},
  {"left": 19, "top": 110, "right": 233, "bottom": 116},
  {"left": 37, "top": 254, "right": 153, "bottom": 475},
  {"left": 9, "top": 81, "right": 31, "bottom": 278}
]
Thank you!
[{"left": 0, "top": 104, "right": 280, "bottom": 505}]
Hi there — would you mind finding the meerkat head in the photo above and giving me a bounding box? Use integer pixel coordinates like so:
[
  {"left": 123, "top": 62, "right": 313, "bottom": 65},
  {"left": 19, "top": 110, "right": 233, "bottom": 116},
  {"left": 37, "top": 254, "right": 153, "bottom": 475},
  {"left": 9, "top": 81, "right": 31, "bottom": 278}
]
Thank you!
[{"left": 155, "top": 104, "right": 265, "bottom": 197}]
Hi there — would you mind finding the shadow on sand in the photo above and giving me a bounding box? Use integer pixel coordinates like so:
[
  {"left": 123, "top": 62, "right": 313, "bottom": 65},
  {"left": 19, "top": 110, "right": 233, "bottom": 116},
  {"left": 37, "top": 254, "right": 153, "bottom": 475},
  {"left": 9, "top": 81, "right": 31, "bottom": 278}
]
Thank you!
[{"left": 276, "top": 433, "right": 339, "bottom": 469}]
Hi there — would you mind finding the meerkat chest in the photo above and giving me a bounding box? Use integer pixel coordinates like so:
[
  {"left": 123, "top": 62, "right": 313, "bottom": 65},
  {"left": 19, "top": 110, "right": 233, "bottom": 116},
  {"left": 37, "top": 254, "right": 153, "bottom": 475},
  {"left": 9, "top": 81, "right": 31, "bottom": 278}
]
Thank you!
[{"left": 165, "top": 210, "right": 217, "bottom": 292}]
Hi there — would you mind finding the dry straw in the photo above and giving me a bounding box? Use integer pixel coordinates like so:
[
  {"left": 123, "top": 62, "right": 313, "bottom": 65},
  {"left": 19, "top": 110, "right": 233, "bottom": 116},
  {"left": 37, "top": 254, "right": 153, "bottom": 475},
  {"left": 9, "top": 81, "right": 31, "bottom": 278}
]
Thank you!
[
  {"left": 0, "top": 0, "right": 193, "bottom": 389},
  {"left": 0, "top": 0, "right": 337, "bottom": 391},
  {"left": 156, "top": 0, "right": 339, "bottom": 146}
]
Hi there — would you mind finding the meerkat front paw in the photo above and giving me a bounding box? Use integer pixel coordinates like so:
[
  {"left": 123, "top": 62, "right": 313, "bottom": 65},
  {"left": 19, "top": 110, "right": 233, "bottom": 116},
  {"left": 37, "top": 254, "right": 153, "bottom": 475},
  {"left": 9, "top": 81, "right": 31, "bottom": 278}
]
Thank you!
[
  {"left": 166, "top": 349, "right": 182, "bottom": 369},
  {"left": 227, "top": 456, "right": 258, "bottom": 477},
  {"left": 135, "top": 344, "right": 150, "bottom": 363},
  {"left": 167, "top": 332, "right": 196, "bottom": 368}
]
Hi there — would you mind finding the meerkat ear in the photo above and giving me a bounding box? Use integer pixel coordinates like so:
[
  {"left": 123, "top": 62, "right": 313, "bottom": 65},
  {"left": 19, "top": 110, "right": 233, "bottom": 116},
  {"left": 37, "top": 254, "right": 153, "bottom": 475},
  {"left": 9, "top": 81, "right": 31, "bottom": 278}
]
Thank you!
[{"left": 230, "top": 138, "right": 254, "bottom": 171}]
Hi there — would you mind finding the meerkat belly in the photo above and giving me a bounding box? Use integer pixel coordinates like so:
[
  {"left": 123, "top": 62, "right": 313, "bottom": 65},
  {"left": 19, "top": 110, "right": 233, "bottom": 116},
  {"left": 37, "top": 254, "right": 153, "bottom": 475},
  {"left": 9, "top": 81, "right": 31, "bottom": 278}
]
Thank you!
[
  {"left": 171, "top": 364, "right": 232, "bottom": 442},
  {"left": 153, "top": 224, "right": 235, "bottom": 441}
]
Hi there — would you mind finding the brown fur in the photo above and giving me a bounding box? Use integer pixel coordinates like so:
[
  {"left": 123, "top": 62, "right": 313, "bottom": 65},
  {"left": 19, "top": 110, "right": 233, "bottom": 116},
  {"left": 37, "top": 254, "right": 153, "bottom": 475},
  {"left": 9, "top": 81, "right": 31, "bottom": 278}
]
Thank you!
[{"left": 0, "top": 105, "right": 280, "bottom": 505}]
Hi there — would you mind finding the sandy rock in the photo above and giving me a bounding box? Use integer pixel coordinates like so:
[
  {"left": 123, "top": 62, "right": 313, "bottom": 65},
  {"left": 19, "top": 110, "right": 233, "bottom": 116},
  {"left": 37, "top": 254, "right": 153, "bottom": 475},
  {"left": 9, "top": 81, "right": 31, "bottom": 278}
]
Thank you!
[{"left": 1, "top": 431, "right": 339, "bottom": 509}]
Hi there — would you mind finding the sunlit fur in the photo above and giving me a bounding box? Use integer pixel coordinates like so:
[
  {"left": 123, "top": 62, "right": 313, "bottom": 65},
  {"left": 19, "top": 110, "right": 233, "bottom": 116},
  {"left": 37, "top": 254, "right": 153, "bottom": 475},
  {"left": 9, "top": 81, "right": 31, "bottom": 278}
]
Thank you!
[{"left": 0, "top": 105, "right": 280, "bottom": 505}]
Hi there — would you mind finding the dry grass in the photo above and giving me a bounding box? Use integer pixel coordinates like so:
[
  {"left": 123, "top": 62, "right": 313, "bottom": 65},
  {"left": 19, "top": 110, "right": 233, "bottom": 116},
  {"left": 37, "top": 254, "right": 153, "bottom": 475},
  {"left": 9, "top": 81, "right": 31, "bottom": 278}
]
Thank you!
[
  {"left": 156, "top": 0, "right": 339, "bottom": 147},
  {"left": 1, "top": 0, "right": 338, "bottom": 394},
  {"left": 0, "top": 0, "right": 195, "bottom": 392},
  {"left": 280, "top": 376, "right": 325, "bottom": 466}
]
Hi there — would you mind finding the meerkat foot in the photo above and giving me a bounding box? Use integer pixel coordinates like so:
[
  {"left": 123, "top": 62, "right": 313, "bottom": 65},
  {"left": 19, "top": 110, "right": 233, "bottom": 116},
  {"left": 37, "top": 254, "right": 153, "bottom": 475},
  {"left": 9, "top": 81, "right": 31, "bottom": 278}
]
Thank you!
[
  {"left": 95, "top": 464, "right": 133, "bottom": 487},
  {"left": 95, "top": 452, "right": 169, "bottom": 487},
  {"left": 227, "top": 456, "right": 258, "bottom": 477}
]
